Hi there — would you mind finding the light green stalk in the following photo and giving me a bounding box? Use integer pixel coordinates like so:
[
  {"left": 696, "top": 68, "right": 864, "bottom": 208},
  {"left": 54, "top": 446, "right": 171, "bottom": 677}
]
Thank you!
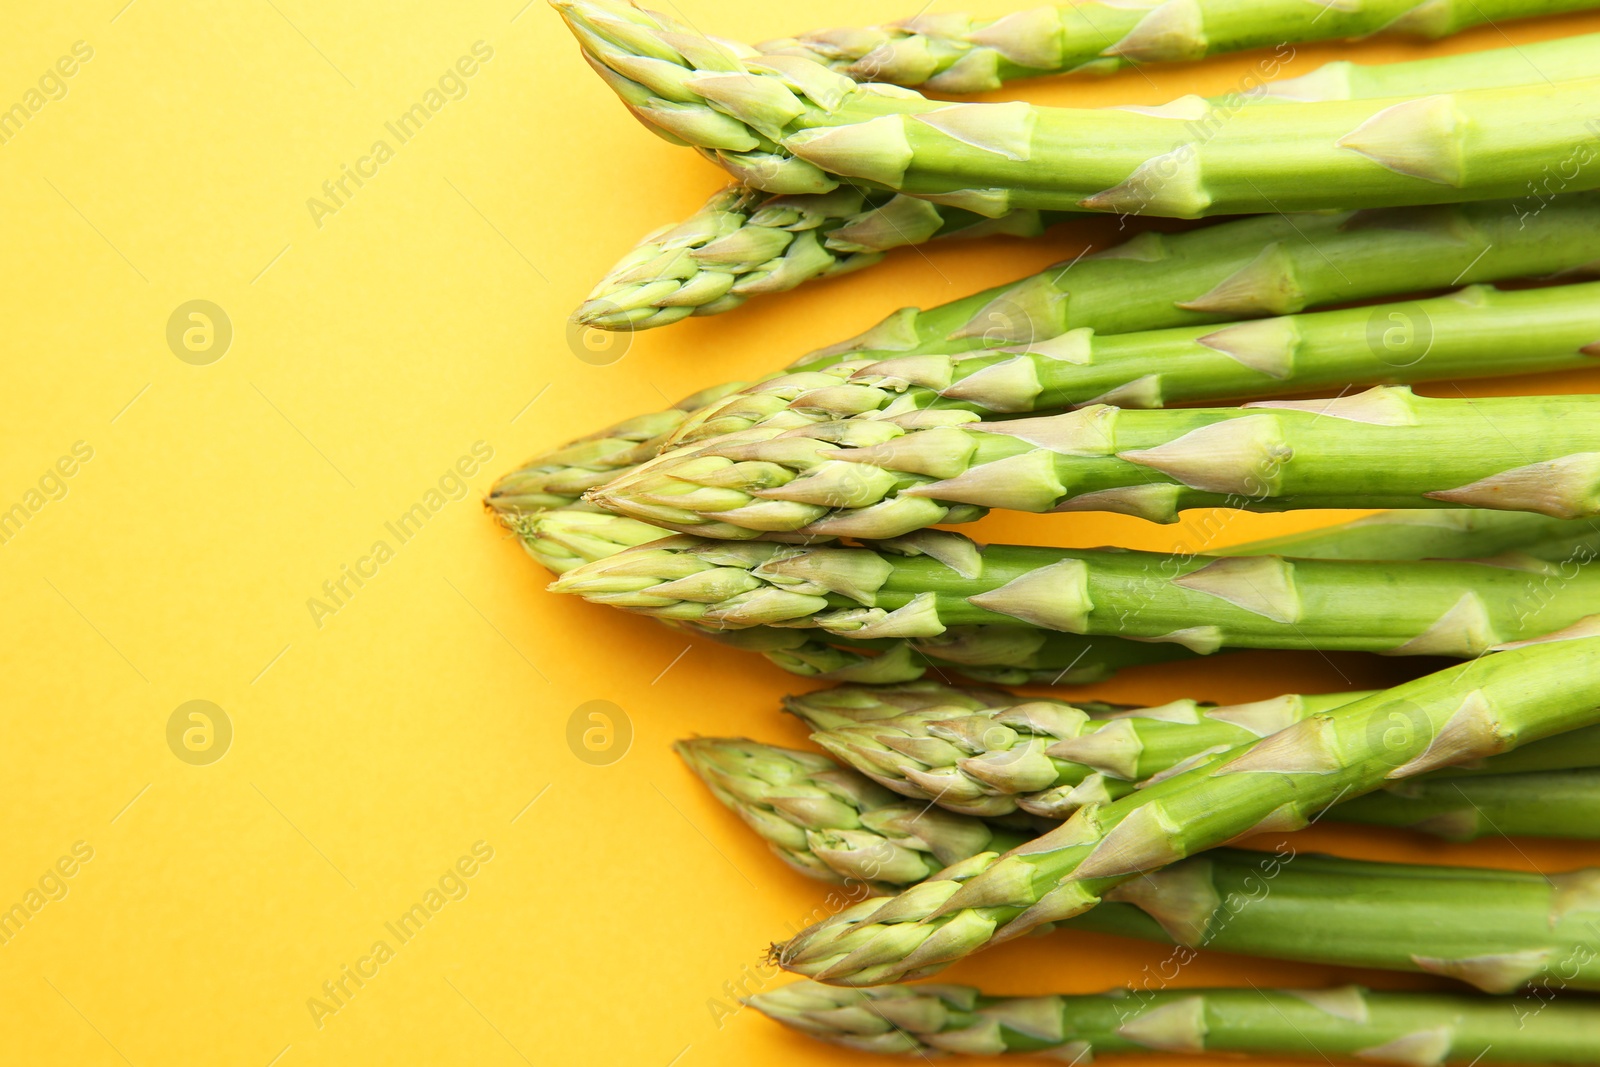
[
  {"left": 579, "top": 31, "right": 1600, "bottom": 329},
  {"left": 559, "top": 1, "right": 1600, "bottom": 217},
  {"left": 687, "top": 737, "right": 1600, "bottom": 995},
  {"left": 795, "top": 680, "right": 1600, "bottom": 820},
  {"left": 598, "top": 387, "right": 1600, "bottom": 539},
  {"left": 751, "top": 980, "right": 1600, "bottom": 1061},
  {"left": 652, "top": 281, "right": 1600, "bottom": 445},
  {"left": 759, "top": 5, "right": 1600, "bottom": 93},
  {"left": 1335, "top": 769, "right": 1600, "bottom": 841},
  {"left": 775, "top": 631, "right": 1600, "bottom": 986},
  {"left": 548, "top": 528, "right": 1600, "bottom": 657}
]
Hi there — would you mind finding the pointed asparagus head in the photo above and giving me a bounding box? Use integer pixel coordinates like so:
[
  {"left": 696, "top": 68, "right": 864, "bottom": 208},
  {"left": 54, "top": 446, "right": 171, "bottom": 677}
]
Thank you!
[
  {"left": 485, "top": 408, "right": 689, "bottom": 515},
  {"left": 549, "top": 536, "right": 824, "bottom": 624},
  {"left": 573, "top": 186, "right": 882, "bottom": 331},
  {"left": 745, "top": 979, "right": 975, "bottom": 1053},
  {"left": 502, "top": 507, "right": 672, "bottom": 575},
  {"left": 590, "top": 418, "right": 989, "bottom": 540},
  {"left": 554, "top": 1, "right": 911, "bottom": 194},
  {"left": 675, "top": 736, "right": 1011, "bottom": 887}
]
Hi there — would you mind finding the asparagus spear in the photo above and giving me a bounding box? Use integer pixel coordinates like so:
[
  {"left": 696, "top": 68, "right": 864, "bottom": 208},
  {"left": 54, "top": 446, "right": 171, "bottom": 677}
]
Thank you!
[
  {"left": 598, "top": 387, "right": 1600, "bottom": 539},
  {"left": 559, "top": 1, "right": 1600, "bottom": 217},
  {"left": 512, "top": 500, "right": 1600, "bottom": 684},
  {"left": 514, "top": 503, "right": 1600, "bottom": 576},
  {"left": 582, "top": 33, "right": 1600, "bottom": 329},
  {"left": 794, "top": 681, "right": 1600, "bottom": 819},
  {"left": 549, "top": 529, "right": 1600, "bottom": 656},
  {"left": 760, "top": 3, "right": 1600, "bottom": 93},
  {"left": 685, "top": 738, "right": 1600, "bottom": 992},
  {"left": 751, "top": 980, "right": 1600, "bottom": 1061},
  {"left": 1335, "top": 769, "right": 1600, "bottom": 842},
  {"left": 774, "top": 629, "right": 1600, "bottom": 985},
  {"left": 794, "top": 687, "right": 1369, "bottom": 818},
  {"left": 649, "top": 282, "right": 1600, "bottom": 448}
]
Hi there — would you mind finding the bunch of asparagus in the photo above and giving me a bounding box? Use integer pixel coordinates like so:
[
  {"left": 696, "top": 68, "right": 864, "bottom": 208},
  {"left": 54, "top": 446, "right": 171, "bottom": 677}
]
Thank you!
[{"left": 510, "top": 3, "right": 1600, "bottom": 1061}]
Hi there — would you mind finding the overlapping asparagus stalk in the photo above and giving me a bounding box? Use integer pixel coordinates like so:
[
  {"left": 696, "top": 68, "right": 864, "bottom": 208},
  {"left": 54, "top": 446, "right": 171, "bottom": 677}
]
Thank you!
[
  {"left": 560, "top": 1, "right": 1600, "bottom": 217},
  {"left": 598, "top": 387, "right": 1600, "bottom": 539},
  {"left": 752, "top": 980, "right": 1600, "bottom": 1062},
  {"left": 794, "top": 681, "right": 1600, "bottom": 820},
  {"left": 760, "top": 3, "right": 1600, "bottom": 93},
  {"left": 773, "top": 630, "right": 1600, "bottom": 985},
  {"left": 647, "top": 282, "right": 1600, "bottom": 451},
  {"left": 582, "top": 34, "right": 1600, "bottom": 329},
  {"left": 550, "top": 528, "right": 1600, "bottom": 657},
  {"left": 684, "top": 737, "right": 1600, "bottom": 993},
  {"left": 673, "top": 193, "right": 1600, "bottom": 441}
]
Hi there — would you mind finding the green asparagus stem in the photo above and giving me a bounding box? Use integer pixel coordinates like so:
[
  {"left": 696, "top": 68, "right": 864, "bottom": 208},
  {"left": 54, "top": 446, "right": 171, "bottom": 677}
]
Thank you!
[
  {"left": 751, "top": 980, "right": 1600, "bottom": 1061},
  {"left": 548, "top": 529, "right": 1600, "bottom": 656},
  {"left": 1335, "top": 769, "right": 1600, "bottom": 841},
  {"left": 675, "top": 194, "right": 1600, "bottom": 444},
  {"left": 795, "top": 681, "right": 1600, "bottom": 820},
  {"left": 759, "top": 4, "right": 1600, "bottom": 93},
  {"left": 648, "top": 281, "right": 1600, "bottom": 448},
  {"left": 582, "top": 33, "right": 1600, "bottom": 330},
  {"left": 1211, "top": 509, "right": 1600, "bottom": 564},
  {"left": 686, "top": 737, "right": 1600, "bottom": 993},
  {"left": 598, "top": 387, "right": 1600, "bottom": 539},
  {"left": 559, "top": 1, "right": 1600, "bottom": 217},
  {"left": 775, "top": 630, "right": 1600, "bottom": 985}
]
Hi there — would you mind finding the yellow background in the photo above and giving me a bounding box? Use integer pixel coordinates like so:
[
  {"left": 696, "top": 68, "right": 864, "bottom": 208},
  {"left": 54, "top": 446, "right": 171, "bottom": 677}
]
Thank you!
[{"left": 5, "top": 2, "right": 1600, "bottom": 1063}]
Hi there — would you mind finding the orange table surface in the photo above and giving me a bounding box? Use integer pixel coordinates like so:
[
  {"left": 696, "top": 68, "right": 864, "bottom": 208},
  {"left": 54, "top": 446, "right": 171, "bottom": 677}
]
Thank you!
[{"left": 5, "top": 2, "right": 1600, "bottom": 1064}]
